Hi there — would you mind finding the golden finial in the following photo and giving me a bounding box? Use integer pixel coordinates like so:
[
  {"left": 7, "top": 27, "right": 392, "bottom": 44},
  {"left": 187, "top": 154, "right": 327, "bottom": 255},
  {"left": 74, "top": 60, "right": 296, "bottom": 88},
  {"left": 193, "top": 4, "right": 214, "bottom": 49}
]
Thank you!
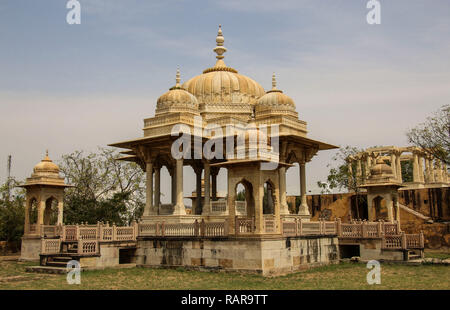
[
  {"left": 175, "top": 67, "right": 181, "bottom": 87},
  {"left": 46, "top": 149, "right": 49, "bottom": 157},
  {"left": 272, "top": 72, "right": 277, "bottom": 90},
  {"left": 213, "top": 25, "right": 227, "bottom": 60}
]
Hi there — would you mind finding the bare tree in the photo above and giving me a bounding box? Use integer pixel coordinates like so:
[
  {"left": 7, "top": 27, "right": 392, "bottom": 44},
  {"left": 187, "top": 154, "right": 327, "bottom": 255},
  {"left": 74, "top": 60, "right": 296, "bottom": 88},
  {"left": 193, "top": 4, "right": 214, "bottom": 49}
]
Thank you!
[{"left": 407, "top": 104, "right": 450, "bottom": 165}]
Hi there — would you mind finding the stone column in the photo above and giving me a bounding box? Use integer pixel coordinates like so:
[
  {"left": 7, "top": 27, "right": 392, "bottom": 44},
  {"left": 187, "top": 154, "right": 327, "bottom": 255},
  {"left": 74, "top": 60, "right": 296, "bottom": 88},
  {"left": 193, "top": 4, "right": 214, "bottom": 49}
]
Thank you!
[
  {"left": 356, "top": 159, "right": 362, "bottom": 185},
  {"left": 154, "top": 166, "right": 161, "bottom": 214},
  {"left": 57, "top": 200, "right": 64, "bottom": 225},
  {"left": 425, "top": 158, "right": 431, "bottom": 183},
  {"left": 412, "top": 153, "right": 420, "bottom": 183},
  {"left": 442, "top": 163, "right": 448, "bottom": 183},
  {"left": 390, "top": 153, "right": 397, "bottom": 179},
  {"left": 194, "top": 165, "right": 203, "bottom": 215},
  {"left": 211, "top": 168, "right": 218, "bottom": 201},
  {"left": 298, "top": 162, "right": 310, "bottom": 216},
  {"left": 396, "top": 154, "right": 402, "bottom": 182},
  {"left": 171, "top": 168, "right": 176, "bottom": 204},
  {"left": 395, "top": 197, "right": 401, "bottom": 222},
  {"left": 380, "top": 196, "right": 394, "bottom": 223},
  {"left": 173, "top": 159, "right": 186, "bottom": 215},
  {"left": 418, "top": 156, "right": 424, "bottom": 183},
  {"left": 365, "top": 155, "right": 371, "bottom": 180},
  {"left": 203, "top": 162, "right": 210, "bottom": 215},
  {"left": 429, "top": 159, "right": 435, "bottom": 183},
  {"left": 145, "top": 162, "right": 154, "bottom": 216},
  {"left": 279, "top": 166, "right": 289, "bottom": 214},
  {"left": 435, "top": 160, "right": 443, "bottom": 183},
  {"left": 24, "top": 198, "right": 30, "bottom": 235}
]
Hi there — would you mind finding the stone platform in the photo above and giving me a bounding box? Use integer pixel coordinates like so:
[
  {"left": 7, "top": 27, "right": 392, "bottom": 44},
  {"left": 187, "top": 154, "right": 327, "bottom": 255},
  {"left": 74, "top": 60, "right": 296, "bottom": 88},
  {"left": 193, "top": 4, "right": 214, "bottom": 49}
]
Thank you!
[{"left": 136, "top": 235, "right": 339, "bottom": 276}]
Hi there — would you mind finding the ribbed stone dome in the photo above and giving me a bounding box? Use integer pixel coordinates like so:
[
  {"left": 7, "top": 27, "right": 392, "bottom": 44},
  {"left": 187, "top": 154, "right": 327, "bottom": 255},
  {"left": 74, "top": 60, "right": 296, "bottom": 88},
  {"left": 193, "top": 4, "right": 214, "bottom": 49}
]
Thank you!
[
  {"left": 156, "top": 69, "right": 199, "bottom": 112},
  {"left": 256, "top": 74, "right": 295, "bottom": 109},
  {"left": 182, "top": 26, "right": 265, "bottom": 106},
  {"left": 370, "top": 158, "right": 393, "bottom": 176},
  {"left": 33, "top": 152, "right": 60, "bottom": 175}
]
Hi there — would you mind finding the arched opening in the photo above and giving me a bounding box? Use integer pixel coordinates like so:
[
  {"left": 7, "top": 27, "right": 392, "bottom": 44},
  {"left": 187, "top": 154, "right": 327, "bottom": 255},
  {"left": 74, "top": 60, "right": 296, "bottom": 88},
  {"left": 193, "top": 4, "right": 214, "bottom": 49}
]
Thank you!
[
  {"left": 263, "top": 180, "right": 276, "bottom": 215},
  {"left": 29, "top": 198, "right": 38, "bottom": 224},
  {"left": 43, "top": 197, "right": 58, "bottom": 225},
  {"left": 373, "top": 196, "right": 388, "bottom": 221},
  {"left": 235, "top": 179, "right": 254, "bottom": 217}
]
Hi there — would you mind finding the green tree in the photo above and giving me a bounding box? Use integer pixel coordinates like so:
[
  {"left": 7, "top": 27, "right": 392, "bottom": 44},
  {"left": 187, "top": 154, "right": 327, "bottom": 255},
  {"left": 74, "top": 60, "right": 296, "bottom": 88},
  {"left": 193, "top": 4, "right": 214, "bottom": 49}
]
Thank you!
[
  {"left": 407, "top": 104, "right": 450, "bottom": 165},
  {"left": 59, "top": 148, "right": 145, "bottom": 225},
  {"left": 318, "top": 146, "right": 364, "bottom": 193},
  {"left": 0, "top": 179, "right": 25, "bottom": 250}
]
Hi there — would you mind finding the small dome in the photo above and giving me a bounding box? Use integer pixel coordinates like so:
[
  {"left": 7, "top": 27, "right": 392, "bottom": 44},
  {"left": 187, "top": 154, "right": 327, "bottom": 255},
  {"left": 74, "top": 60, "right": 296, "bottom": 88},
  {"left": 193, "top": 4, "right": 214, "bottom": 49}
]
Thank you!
[
  {"left": 156, "top": 69, "right": 199, "bottom": 112},
  {"left": 256, "top": 73, "right": 295, "bottom": 108},
  {"left": 370, "top": 158, "right": 393, "bottom": 176},
  {"left": 33, "top": 151, "right": 60, "bottom": 175},
  {"left": 182, "top": 26, "right": 265, "bottom": 105}
]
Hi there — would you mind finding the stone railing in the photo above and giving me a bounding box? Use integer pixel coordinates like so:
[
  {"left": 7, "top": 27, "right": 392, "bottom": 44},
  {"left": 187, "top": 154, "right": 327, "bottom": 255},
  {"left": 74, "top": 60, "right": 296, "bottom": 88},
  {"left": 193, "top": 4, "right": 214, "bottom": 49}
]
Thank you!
[
  {"left": 263, "top": 215, "right": 276, "bottom": 233},
  {"left": 41, "top": 239, "right": 61, "bottom": 254},
  {"left": 211, "top": 200, "right": 227, "bottom": 213},
  {"left": 282, "top": 218, "right": 338, "bottom": 237},
  {"left": 138, "top": 219, "right": 229, "bottom": 237},
  {"left": 208, "top": 200, "right": 247, "bottom": 215},
  {"left": 339, "top": 220, "right": 401, "bottom": 239},
  {"left": 60, "top": 222, "right": 138, "bottom": 242},
  {"left": 41, "top": 225, "right": 62, "bottom": 238},
  {"left": 78, "top": 240, "right": 99, "bottom": 255},
  {"left": 235, "top": 216, "right": 255, "bottom": 234},
  {"left": 338, "top": 219, "right": 424, "bottom": 250},
  {"left": 39, "top": 222, "right": 137, "bottom": 255}
]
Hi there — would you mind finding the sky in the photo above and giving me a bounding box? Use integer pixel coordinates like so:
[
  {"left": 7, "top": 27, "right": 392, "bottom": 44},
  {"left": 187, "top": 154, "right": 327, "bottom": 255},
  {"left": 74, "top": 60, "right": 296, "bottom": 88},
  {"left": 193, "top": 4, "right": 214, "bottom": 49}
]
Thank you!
[{"left": 1, "top": 0, "right": 449, "bottom": 202}]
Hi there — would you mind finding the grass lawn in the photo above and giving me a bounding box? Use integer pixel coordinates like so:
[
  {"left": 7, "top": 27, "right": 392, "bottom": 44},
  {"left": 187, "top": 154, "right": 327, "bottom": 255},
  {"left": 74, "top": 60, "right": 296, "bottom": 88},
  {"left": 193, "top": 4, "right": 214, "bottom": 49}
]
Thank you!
[{"left": 0, "top": 259, "right": 449, "bottom": 290}]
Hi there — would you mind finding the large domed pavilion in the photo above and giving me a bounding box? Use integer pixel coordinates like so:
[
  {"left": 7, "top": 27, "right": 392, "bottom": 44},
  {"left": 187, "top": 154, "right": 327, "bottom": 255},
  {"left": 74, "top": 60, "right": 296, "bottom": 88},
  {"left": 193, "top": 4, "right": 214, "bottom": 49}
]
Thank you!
[{"left": 110, "top": 25, "right": 337, "bottom": 230}]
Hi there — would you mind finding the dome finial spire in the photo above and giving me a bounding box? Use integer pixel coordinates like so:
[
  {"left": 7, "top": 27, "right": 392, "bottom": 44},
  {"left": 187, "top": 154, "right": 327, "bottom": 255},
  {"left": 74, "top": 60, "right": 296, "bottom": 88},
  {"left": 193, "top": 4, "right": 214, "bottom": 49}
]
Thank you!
[
  {"left": 213, "top": 25, "right": 227, "bottom": 61},
  {"left": 176, "top": 67, "right": 181, "bottom": 87},
  {"left": 46, "top": 149, "right": 49, "bottom": 157},
  {"left": 272, "top": 72, "right": 277, "bottom": 90}
]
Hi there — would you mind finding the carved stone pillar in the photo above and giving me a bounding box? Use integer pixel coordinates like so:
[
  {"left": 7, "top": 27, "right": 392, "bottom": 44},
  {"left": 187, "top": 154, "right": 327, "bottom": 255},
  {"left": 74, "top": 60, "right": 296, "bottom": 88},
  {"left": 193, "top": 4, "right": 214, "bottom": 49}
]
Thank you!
[
  {"left": 154, "top": 166, "right": 161, "bottom": 214},
  {"left": 57, "top": 200, "right": 64, "bottom": 225},
  {"left": 279, "top": 166, "right": 289, "bottom": 215},
  {"left": 412, "top": 153, "right": 420, "bottom": 183},
  {"left": 442, "top": 163, "right": 449, "bottom": 183},
  {"left": 193, "top": 164, "right": 203, "bottom": 215},
  {"left": 346, "top": 158, "right": 354, "bottom": 190},
  {"left": 203, "top": 162, "right": 210, "bottom": 215},
  {"left": 390, "top": 153, "right": 397, "bottom": 179},
  {"left": 145, "top": 162, "right": 154, "bottom": 216},
  {"left": 173, "top": 159, "right": 186, "bottom": 215},
  {"left": 298, "top": 162, "right": 310, "bottom": 216},
  {"left": 171, "top": 168, "right": 176, "bottom": 205},
  {"left": 356, "top": 159, "right": 362, "bottom": 185},
  {"left": 365, "top": 154, "right": 371, "bottom": 180},
  {"left": 418, "top": 155, "right": 424, "bottom": 183},
  {"left": 211, "top": 167, "right": 219, "bottom": 201},
  {"left": 435, "top": 160, "right": 443, "bottom": 183},
  {"left": 396, "top": 153, "right": 402, "bottom": 182}
]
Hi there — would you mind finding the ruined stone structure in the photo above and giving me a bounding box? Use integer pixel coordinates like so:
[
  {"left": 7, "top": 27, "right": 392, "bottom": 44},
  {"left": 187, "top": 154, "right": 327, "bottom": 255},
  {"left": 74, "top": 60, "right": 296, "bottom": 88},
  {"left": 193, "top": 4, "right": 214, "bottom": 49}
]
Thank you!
[{"left": 347, "top": 146, "right": 449, "bottom": 189}]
